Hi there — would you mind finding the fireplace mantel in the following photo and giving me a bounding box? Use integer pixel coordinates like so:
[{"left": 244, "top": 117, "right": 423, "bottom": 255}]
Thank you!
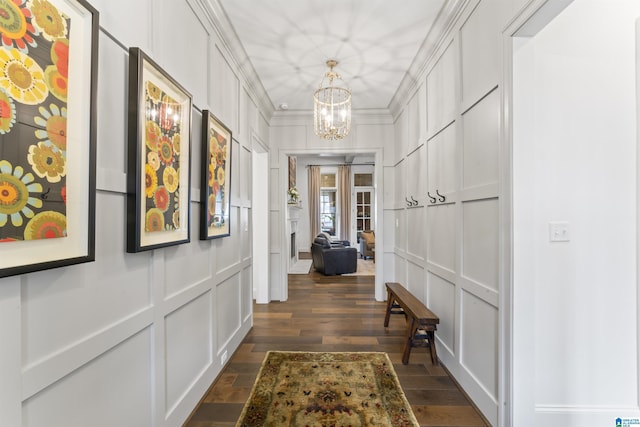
[{"left": 288, "top": 210, "right": 299, "bottom": 270}]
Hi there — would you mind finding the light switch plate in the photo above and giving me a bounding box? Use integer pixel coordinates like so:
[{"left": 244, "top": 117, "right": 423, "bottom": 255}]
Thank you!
[{"left": 549, "top": 221, "right": 570, "bottom": 242}]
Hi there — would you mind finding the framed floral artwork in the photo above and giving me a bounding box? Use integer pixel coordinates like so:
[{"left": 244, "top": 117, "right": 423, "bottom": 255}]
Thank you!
[
  {"left": 0, "top": 0, "right": 99, "bottom": 278},
  {"left": 200, "top": 110, "right": 231, "bottom": 240},
  {"left": 127, "top": 47, "right": 192, "bottom": 252}
]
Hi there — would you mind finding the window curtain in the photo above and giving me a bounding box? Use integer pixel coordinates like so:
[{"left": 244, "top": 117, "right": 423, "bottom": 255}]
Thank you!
[
  {"left": 308, "top": 165, "right": 321, "bottom": 243},
  {"left": 338, "top": 165, "right": 351, "bottom": 242}
]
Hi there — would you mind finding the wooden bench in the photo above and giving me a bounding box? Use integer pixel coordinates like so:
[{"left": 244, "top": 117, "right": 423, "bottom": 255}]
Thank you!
[{"left": 384, "top": 282, "right": 439, "bottom": 365}]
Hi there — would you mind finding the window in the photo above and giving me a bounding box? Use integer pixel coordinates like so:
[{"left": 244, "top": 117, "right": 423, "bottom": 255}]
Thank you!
[
  {"left": 319, "top": 172, "right": 337, "bottom": 236},
  {"left": 320, "top": 189, "right": 336, "bottom": 235},
  {"left": 321, "top": 173, "right": 336, "bottom": 187},
  {"left": 354, "top": 173, "right": 373, "bottom": 187},
  {"left": 354, "top": 172, "right": 374, "bottom": 243},
  {"left": 355, "top": 190, "right": 372, "bottom": 242}
]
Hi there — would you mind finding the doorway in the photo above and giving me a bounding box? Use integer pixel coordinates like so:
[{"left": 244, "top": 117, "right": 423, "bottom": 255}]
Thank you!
[
  {"left": 277, "top": 149, "right": 385, "bottom": 302},
  {"left": 252, "top": 138, "right": 269, "bottom": 304}
]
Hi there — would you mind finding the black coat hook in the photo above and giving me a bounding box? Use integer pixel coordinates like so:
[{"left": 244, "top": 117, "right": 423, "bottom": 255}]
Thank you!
[
  {"left": 427, "top": 192, "right": 436, "bottom": 204},
  {"left": 405, "top": 197, "right": 412, "bottom": 207},
  {"left": 410, "top": 196, "right": 418, "bottom": 206},
  {"left": 436, "top": 190, "right": 446, "bottom": 202}
]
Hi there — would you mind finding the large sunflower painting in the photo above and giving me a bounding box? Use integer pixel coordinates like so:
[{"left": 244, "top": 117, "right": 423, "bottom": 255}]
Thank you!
[
  {"left": 0, "top": 0, "right": 70, "bottom": 242},
  {"left": 143, "top": 83, "right": 182, "bottom": 233},
  {"left": 127, "top": 47, "right": 192, "bottom": 253},
  {"left": 200, "top": 111, "right": 231, "bottom": 240}
]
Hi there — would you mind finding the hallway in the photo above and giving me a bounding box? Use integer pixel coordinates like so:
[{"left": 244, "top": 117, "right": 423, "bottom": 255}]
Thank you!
[{"left": 185, "top": 271, "right": 488, "bottom": 426}]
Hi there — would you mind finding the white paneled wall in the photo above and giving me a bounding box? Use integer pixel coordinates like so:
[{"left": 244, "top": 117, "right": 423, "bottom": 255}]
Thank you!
[
  {"left": 22, "top": 329, "right": 153, "bottom": 427},
  {"left": 211, "top": 46, "right": 240, "bottom": 134},
  {"left": 383, "top": 166, "right": 395, "bottom": 210},
  {"left": 406, "top": 261, "right": 425, "bottom": 303},
  {"left": 460, "top": 290, "right": 498, "bottom": 399},
  {"left": 427, "top": 40, "right": 457, "bottom": 137},
  {"left": 427, "top": 272, "right": 455, "bottom": 356},
  {"left": 459, "top": 0, "right": 504, "bottom": 111},
  {"left": 157, "top": 3, "right": 210, "bottom": 108},
  {"left": 394, "top": 110, "right": 408, "bottom": 165},
  {"left": 0, "top": 1, "right": 267, "bottom": 426},
  {"left": 427, "top": 204, "right": 456, "bottom": 273},
  {"left": 391, "top": 0, "right": 508, "bottom": 424},
  {"left": 391, "top": 0, "right": 640, "bottom": 426},
  {"left": 406, "top": 207, "right": 426, "bottom": 260},
  {"left": 165, "top": 293, "right": 212, "bottom": 412},
  {"left": 427, "top": 123, "right": 457, "bottom": 197},
  {"left": 512, "top": 1, "right": 640, "bottom": 425},
  {"left": 462, "top": 89, "right": 500, "bottom": 191},
  {"left": 462, "top": 199, "right": 499, "bottom": 292},
  {"left": 406, "top": 144, "right": 427, "bottom": 207}
]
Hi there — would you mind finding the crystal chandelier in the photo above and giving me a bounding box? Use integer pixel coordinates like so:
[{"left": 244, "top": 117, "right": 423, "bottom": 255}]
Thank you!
[{"left": 313, "top": 60, "right": 351, "bottom": 140}]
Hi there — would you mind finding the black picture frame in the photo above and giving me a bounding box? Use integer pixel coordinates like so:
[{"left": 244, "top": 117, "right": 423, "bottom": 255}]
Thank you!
[
  {"left": 127, "top": 47, "right": 192, "bottom": 252},
  {"left": 200, "top": 110, "right": 232, "bottom": 240},
  {"left": 0, "top": 0, "right": 99, "bottom": 278}
]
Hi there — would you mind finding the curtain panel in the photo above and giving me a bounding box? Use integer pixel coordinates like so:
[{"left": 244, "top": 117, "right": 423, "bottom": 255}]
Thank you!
[
  {"left": 338, "top": 165, "right": 351, "bottom": 242},
  {"left": 308, "top": 165, "right": 321, "bottom": 243}
]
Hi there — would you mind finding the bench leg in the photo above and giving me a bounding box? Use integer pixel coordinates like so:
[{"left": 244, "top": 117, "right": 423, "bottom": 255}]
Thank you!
[
  {"left": 427, "top": 330, "right": 438, "bottom": 366},
  {"left": 402, "top": 317, "right": 417, "bottom": 365},
  {"left": 384, "top": 290, "right": 393, "bottom": 327}
]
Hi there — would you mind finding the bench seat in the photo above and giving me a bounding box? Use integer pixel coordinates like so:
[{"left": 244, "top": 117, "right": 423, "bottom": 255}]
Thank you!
[{"left": 384, "top": 282, "right": 439, "bottom": 365}]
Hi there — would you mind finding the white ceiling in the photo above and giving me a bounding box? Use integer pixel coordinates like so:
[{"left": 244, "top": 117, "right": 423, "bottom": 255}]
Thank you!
[{"left": 218, "top": 0, "right": 448, "bottom": 111}]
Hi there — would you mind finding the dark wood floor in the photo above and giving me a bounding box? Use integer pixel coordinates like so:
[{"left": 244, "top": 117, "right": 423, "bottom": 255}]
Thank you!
[{"left": 184, "top": 267, "right": 489, "bottom": 427}]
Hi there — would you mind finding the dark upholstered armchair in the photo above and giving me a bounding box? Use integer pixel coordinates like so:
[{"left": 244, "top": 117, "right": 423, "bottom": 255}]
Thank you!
[{"left": 311, "top": 234, "right": 357, "bottom": 275}]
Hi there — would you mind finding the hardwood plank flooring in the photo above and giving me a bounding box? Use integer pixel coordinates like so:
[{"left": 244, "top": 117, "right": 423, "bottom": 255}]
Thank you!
[{"left": 184, "top": 268, "right": 489, "bottom": 427}]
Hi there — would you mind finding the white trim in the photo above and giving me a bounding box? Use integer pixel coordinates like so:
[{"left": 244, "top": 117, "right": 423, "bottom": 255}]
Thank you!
[
  {"left": 190, "top": 0, "right": 274, "bottom": 118},
  {"left": 251, "top": 133, "right": 270, "bottom": 304},
  {"left": 277, "top": 148, "right": 385, "bottom": 302},
  {"left": 503, "top": 1, "right": 577, "bottom": 425},
  {"left": 635, "top": 16, "right": 640, "bottom": 413},
  {"left": 271, "top": 109, "right": 394, "bottom": 126},
  {"left": 389, "top": 0, "right": 471, "bottom": 119}
]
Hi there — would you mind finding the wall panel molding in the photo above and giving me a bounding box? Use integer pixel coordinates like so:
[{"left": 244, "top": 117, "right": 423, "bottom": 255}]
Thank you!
[{"left": 22, "top": 310, "right": 153, "bottom": 400}]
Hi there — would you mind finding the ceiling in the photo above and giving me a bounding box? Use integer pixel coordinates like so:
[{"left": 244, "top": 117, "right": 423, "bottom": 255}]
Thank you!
[{"left": 217, "top": 0, "right": 448, "bottom": 112}]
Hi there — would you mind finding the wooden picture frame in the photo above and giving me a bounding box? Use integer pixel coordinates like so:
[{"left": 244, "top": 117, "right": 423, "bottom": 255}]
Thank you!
[
  {"left": 127, "top": 47, "right": 192, "bottom": 252},
  {"left": 200, "top": 110, "right": 232, "bottom": 240},
  {"left": 0, "top": 0, "right": 99, "bottom": 277},
  {"left": 288, "top": 156, "right": 296, "bottom": 190}
]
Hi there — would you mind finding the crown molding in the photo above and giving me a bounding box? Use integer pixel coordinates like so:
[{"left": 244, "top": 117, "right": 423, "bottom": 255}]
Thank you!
[
  {"left": 388, "top": 0, "right": 470, "bottom": 120},
  {"left": 196, "top": 0, "right": 275, "bottom": 120},
  {"left": 270, "top": 109, "right": 393, "bottom": 127}
]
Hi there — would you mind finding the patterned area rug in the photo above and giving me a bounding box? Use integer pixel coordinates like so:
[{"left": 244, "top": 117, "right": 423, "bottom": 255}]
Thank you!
[{"left": 236, "top": 351, "right": 418, "bottom": 426}]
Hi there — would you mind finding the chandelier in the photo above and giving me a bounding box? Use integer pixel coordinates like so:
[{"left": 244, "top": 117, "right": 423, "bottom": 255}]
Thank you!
[{"left": 313, "top": 60, "right": 351, "bottom": 140}]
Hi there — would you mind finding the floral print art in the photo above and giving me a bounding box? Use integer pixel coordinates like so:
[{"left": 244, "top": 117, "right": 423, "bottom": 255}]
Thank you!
[
  {"left": 143, "top": 81, "right": 183, "bottom": 233},
  {"left": 0, "top": 0, "right": 69, "bottom": 242},
  {"left": 206, "top": 123, "right": 228, "bottom": 230}
]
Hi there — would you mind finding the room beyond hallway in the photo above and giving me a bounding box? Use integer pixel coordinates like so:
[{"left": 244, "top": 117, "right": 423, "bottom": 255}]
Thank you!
[{"left": 184, "top": 271, "right": 488, "bottom": 426}]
